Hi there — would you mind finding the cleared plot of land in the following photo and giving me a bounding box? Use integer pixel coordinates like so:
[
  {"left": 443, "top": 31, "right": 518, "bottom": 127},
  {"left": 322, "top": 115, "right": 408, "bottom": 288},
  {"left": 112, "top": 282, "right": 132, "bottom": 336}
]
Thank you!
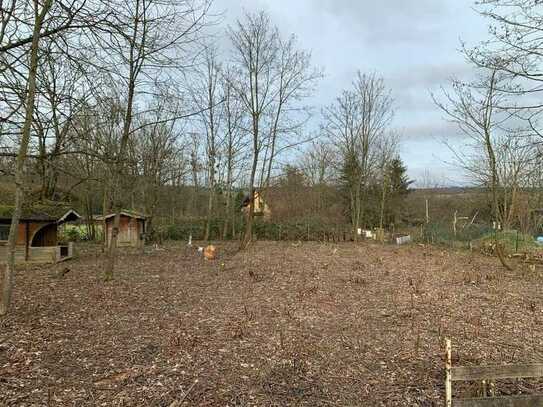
[{"left": 1, "top": 242, "right": 543, "bottom": 406}]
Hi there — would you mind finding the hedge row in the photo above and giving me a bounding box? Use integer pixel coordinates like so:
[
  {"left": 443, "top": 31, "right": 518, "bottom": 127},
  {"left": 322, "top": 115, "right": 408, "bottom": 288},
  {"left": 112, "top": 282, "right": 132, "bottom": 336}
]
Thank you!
[{"left": 153, "top": 218, "right": 353, "bottom": 242}]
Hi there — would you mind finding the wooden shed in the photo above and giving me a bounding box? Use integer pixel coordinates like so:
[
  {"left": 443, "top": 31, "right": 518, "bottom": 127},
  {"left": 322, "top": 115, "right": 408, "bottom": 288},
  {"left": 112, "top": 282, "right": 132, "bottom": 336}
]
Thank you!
[
  {"left": 241, "top": 191, "right": 271, "bottom": 220},
  {"left": 0, "top": 204, "right": 81, "bottom": 264},
  {"left": 99, "top": 210, "right": 147, "bottom": 248}
]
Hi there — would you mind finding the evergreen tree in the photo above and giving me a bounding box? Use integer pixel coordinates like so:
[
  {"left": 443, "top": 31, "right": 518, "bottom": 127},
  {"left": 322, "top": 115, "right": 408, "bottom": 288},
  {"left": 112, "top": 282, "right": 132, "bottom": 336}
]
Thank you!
[
  {"left": 388, "top": 158, "right": 412, "bottom": 196},
  {"left": 386, "top": 157, "right": 413, "bottom": 224}
]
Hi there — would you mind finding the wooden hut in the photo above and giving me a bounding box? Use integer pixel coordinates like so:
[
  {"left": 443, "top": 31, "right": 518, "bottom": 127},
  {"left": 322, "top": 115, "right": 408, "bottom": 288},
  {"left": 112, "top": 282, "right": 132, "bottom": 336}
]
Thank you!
[
  {"left": 241, "top": 191, "right": 271, "bottom": 220},
  {"left": 99, "top": 210, "right": 147, "bottom": 248},
  {"left": 0, "top": 204, "right": 80, "bottom": 264}
]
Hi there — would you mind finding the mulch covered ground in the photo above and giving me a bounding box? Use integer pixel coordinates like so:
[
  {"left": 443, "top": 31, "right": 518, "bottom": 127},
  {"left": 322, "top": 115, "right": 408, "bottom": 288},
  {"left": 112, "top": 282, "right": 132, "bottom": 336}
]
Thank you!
[{"left": 1, "top": 241, "right": 543, "bottom": 406}]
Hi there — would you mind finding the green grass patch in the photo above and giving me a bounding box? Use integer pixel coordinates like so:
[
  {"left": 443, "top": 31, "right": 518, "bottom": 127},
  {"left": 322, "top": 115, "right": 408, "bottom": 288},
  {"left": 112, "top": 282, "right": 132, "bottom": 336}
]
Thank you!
[{"left": 473, "top": 230, "right": 540, "bottom": 253}]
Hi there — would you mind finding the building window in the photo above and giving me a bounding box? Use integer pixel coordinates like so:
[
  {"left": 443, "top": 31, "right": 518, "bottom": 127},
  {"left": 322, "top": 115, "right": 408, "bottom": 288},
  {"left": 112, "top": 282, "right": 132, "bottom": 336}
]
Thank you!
[{"left": 0, "top": 224, "right": 10, "bottom": 241}]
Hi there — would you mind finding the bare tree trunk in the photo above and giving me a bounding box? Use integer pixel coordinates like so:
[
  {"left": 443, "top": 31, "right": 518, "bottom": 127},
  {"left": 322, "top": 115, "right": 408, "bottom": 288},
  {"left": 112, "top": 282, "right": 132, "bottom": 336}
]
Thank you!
[
  {"left": 1, "top": 0, "right": 52, "bottom": 316},
  {"left": 85, "top": 192, "right": 95, "bottom": 241},
  {"left": 354, "top": 185, "right": 361, "bottom": 241},
  {"left": 222, "top": 195, "right": 230, "bottom": 239},
  {"left": 104, "top": 211, "right": 121, "bottom": 280},
  {"left": 204, "top": 165, "right": 214, "bottom": 241},
  {"left": 104, "top": 1, "right": 140, "bottom": 280},
  {"left": 204, "top": 132, "right": 216, "bottom": 242},
  {"left": 484, "top": 70, "right": 499, "bottom": 225},
  {"left": 241, "top": 124, "right": 259, "bottom": 249},
  {"left": 228, "top": 11, "right": 319, "bottom": 249},
  {"left": 189, "top": 144, "right": 200, "bottom": 216},
  {"left": 104, "top": 105, "right": 133, "bottom": 279},
  {"left": 239, "top": 20, "right": 261, "bottom": 250},
  {"left": 231, "top": 209, "right": 236, "bottom": 239},
  {"left": 222, "top": 168, "right": 232, "bottom": 240},
  {"left": 379, "top": 174, "right": 388, "bottom": 230}
]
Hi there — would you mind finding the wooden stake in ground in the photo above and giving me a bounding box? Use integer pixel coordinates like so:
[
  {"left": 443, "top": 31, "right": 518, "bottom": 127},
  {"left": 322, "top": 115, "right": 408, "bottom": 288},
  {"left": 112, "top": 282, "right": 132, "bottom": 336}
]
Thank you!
[
  {"left": 445, "top": 338, "right": 452, "bottom": 407},
  {"left": 425, "top": 198, "right": 429, "bottom": 224}
]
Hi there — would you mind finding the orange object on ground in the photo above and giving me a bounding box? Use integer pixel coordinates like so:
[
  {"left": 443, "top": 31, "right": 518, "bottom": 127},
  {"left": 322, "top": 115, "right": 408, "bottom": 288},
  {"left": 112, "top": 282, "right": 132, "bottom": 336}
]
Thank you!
[{"left": 203, "top": 245, "right": 216, "bottom": 260}]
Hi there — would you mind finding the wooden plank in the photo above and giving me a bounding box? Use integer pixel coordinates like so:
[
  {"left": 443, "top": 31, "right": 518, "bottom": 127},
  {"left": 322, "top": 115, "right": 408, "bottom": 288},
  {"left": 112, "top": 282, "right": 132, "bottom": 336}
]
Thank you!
[
  {"left": 453, "top": 394, "right": 543, "bottom": 407},
  {"left": 30, "top": 247, "right": 57, "bottom": 263},
  {"left": 451, "top": 364, "right": 543, "bottom": 381},
  {"left": 0, "top": 246, "right": 58, "bottom": 264}
]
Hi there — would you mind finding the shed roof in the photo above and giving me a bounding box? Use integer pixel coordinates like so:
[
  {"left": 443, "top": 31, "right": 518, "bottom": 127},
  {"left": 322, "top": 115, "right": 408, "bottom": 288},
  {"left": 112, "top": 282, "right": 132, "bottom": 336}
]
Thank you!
[
  {"left": 96, "top": 210, "right": 147, "bottom": 221},
  {"left": 0, "top": 204, "right": 81, "bottom": 223}
]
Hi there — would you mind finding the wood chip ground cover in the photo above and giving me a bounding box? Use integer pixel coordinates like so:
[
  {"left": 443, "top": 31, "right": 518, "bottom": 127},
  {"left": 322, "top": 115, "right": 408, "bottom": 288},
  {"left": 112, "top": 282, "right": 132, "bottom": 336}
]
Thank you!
[{"left": 1, "top": 241, "right": 543, "bottom": 406}]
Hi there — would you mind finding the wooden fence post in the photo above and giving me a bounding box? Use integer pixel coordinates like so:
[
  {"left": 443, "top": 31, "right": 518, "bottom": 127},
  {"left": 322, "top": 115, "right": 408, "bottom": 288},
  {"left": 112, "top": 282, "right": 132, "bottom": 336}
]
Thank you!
[
  {"left": 425, "top": 198, "right": 429, "bottom": 224},
  {"left": 445, "top": 339, "right": 452, "bottom": 407}
]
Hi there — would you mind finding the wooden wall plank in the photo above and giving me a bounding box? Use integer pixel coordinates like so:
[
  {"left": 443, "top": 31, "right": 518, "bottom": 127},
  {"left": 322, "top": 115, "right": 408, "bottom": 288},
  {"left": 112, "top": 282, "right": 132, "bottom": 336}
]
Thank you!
[
  {"left": 0, "top": 246, "right": 58, "bottom": 264},
  {"left": 451, "top": 364, "right": 543, "bottom": 381},
  {"left": 454, "top": 394, "right": 543, "bottom": 407}
]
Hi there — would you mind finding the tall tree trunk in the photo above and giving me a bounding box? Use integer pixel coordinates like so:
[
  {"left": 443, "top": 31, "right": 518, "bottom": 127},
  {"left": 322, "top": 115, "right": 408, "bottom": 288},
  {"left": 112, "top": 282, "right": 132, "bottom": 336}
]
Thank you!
[
  {"left": 379, "top": 174, "right": 388, "bottom": 230},
  {"left": 85, "top": 192, "right": 95, "bottom": 241},
  {"left": 241, "top": 123, "right": 259, "bottom": 249},
  {"left": 204, "top": 158, "right": 215, "bottom": 242},
  {"left": 101, "top": 184, "right": 109, "bottom": 251},
  {"left": 353, "top": 181, "right": 362, "bottom": 241},
  {"left": 104, "top": 18, "right": 139, "bottom": 280},
  {"left": 1, "top": 0, "right": 52, "bottom": 316},
  {"left": 222, "top": 153, "right": 234, "bottom": 240},
  {"left": 484, "top": 70, "right": 499, "bottom": 227},
  {"left": 231, "top": 209, "right": 236, "bottom": 240},
  {"left": 222, "top": 188, "right": 231, "bottom": 240},
  {"left": 104, "top": 210, "right": 121, "bottom": 280}
]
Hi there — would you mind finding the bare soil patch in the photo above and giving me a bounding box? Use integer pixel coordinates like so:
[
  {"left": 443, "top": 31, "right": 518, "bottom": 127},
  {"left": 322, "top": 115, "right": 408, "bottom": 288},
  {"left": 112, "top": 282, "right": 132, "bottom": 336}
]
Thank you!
[{"left": 1, "top": 241, "right": 543, "bottom": 406}]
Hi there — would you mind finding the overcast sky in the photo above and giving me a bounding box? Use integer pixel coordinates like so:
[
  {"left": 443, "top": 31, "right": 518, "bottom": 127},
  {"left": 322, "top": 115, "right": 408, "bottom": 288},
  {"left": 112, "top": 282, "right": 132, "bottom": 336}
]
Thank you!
[{"left": 210, "top": 0, "right": 489, "bottom": 186}]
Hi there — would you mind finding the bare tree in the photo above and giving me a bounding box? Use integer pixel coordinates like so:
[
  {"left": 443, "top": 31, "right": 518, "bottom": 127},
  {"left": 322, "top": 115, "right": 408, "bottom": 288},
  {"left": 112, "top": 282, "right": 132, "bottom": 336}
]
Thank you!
[
  {"left": 0, "top": 0, "right": 107, "bottom": 53},
  {"left": 220, "top": 68, "right": 248, "bottom": 239},
  {"left": 433, "top": 68, "right": 524, "bottom": 228},
  {"left": 324, "top": 72, "right": 394, "bottom": 238},
  {"left": 129, "top": 95, "right": 187, "bottom": 237},
  {"left": 468, "top": 2, "right": 543, "bottom": 106},
  {"left": 0, "top": 0, "right": 112, "bottom": 315},
  {"left": 227, "top": 11, "right": 279, "bottom": 249},
  {"left": 96, "top": 0, "right": 212, "bottom": 279},
  {"left": 259, "top": 34, "right": 322, "bottom": 189},
  {"left": 187, "top": 131, "right": 203, "bottom": 216},
  {"left": 190, "top": 47, "right": 224, "bottom": 241},
  {"left": 228, "top": 10, "right": 320, "bottom": 249},
  {"left": 32, "top": 41, "right": 92, "bottom": 200},
  {"left": 1, "top": 0, "right": 56, "bottom": 316},
  {"left": 377, "top": 134, "right": 399, "bottom": 230},
  {"left": 301, "top": 140, "right": 335, "bottom": 187}
]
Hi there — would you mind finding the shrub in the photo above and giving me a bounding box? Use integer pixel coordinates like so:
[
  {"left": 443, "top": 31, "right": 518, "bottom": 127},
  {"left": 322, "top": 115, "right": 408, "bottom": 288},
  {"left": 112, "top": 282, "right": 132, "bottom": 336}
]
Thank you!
[{"left": 473, "top": 230, "right": 538, "bottom": 253}]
